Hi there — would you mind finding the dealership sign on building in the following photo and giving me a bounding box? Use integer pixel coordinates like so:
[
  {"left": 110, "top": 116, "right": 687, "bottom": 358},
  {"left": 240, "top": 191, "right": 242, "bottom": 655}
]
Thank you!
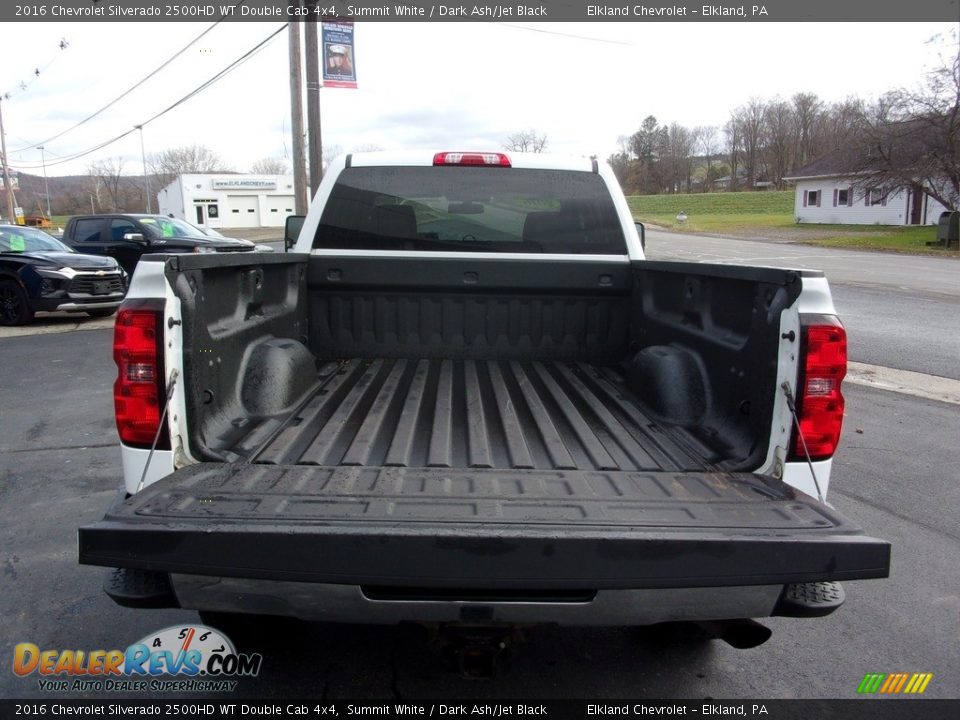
[{"left": 211, "top": 178, "right": 278, "bottom": 190}]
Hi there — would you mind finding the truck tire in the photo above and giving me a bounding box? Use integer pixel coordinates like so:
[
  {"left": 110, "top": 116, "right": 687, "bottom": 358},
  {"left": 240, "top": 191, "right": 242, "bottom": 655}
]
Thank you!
[{"left": 0, "top": 280, "right": 34, "bottom": 326}]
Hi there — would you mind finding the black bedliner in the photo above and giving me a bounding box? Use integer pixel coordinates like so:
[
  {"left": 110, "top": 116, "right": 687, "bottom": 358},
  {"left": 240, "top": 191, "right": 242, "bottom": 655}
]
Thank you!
[
  {"left": 249, "top": 358, "right": 708, "bottom": 472},
  {"left": 78, "top": 462, "right": 890, "bottom": 590}
]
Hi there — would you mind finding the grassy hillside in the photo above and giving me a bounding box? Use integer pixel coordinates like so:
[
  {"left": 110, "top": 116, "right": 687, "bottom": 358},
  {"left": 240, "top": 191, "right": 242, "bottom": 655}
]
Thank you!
[
  {"left": 627, "top": 191, "right": 795, "bottom": 233},
  {"left": 627, "top": 191, "right": 794, "bottom": 217}
]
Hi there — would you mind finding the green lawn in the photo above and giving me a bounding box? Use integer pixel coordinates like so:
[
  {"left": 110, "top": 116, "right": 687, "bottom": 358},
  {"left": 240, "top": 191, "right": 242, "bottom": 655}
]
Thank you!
[{"left": 797, "top": 225, "right": 946, "bottom": 254}]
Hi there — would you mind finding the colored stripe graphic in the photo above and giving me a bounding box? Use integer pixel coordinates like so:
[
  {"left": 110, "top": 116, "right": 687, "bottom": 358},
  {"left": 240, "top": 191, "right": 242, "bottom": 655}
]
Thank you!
[
  {"left": 858, "top": 672, "right": 933, "bottom": 694},
  {"left": 857, "top": 673, "right": 886, "bottom": 693},
  {"left": 905, "top": 673, "right": 934, "bottom": 694}
]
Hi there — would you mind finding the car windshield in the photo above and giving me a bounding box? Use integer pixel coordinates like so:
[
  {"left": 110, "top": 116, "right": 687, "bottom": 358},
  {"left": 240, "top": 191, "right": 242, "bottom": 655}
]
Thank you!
[
  {"left": 0, "top": 226, "right": 74, "bottom": 253},
  {"left": 315, "top": 167, "right": 627, "bottom": 254},
  {"left": 138, "top": 216, "right": 208, "bottom": 239}
]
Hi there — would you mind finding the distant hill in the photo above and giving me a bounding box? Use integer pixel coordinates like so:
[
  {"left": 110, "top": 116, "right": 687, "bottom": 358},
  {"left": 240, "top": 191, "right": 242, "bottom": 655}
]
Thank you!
[{"left": 2, "top": 171, "right": 150, "bottom": 219}]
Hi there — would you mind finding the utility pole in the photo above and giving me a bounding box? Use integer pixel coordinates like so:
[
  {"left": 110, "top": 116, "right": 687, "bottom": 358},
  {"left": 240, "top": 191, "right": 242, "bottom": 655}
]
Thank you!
[
  {"left": 38, "top": 145, "right": 51, "bottom": 217},
  {"left": 304, "top": 8, "right": 323, "bottom": 195},
  {"left": 0, "top": 99, "right": 18, "bottom": 224},
  {"left": 135, "top": 125, "right": 151, "bottom": 213},
  {"left": 288, "top": 4, "right": 308, "bottom": 214}
]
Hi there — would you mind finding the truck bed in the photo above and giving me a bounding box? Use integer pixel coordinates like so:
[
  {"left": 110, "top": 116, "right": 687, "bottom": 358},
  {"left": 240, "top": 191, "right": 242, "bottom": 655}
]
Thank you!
[{"left": 243, "top": 358, "right": 710, "bottom": 472}]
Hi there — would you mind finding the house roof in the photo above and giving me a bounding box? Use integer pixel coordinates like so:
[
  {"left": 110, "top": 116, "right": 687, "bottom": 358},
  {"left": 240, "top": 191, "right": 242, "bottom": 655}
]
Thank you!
[{"left": 783, "top": 154, "right": 850, "bottom": 180}]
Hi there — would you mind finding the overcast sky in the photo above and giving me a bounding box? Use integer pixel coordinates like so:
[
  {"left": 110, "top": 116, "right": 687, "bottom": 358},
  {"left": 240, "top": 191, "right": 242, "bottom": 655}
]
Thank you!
[{"left": 3, "top": 21, "right": 956, "bottom": 177}]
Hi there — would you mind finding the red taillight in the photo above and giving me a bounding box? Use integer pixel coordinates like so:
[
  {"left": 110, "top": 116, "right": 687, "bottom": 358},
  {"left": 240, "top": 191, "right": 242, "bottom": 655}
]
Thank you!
[
  {"left": 114, "top": 303, "right": 169, "bottom": 449},
  {"left": 432, "top": 152, "right": 511, "bottom": 167},
  {"left": 790, "top": 316, "right": 847, "bottom": 461}
]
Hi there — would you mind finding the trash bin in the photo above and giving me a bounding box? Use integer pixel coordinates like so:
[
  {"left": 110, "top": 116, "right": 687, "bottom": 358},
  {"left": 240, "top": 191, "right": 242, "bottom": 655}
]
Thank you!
[{"left": 936, "top": 210, "right": 959, "bottom": 249}]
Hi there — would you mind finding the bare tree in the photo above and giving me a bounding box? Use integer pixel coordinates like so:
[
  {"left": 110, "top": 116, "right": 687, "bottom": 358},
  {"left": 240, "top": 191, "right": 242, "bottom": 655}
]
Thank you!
[
  {"left": 251, "top": 157, "right": 289, "bottom": 174},
  {"left": 322, "top": 144, "right": 344, "bottom": 173},
  {"left": 695, "top": 125, "right": 719, "bottom": 191},
  {"left": 842, "top": 47, "right": 960, "bottom": 210},
  {"left": 732, "top": 99, "right": 767, "bottom": 188},
  {"left": 791, "top": 92, "right": 823, "bottom": 170},
  {"left": 724, "top": 117, "right": 742, "bottom": 190},
  {"left": 662, "top": 123, "right": 694, "bottom": 193},
  {"left": 149, "top": 144, "right": 231, "bottom": 188},
  {"left": 504, "top": 129, "right": 548, "bottom": 153},
  {"left": 87, "top": 157, "right": 126, "bottom": 212},
  {"left": 764, "top": 98, "right": 794, "bottom": 189}
]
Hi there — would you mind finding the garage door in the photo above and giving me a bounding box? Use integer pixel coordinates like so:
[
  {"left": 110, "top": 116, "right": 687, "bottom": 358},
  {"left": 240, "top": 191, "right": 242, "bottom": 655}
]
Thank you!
[
  {"left": 224, "top": 195, "right": 260, "bottom": 228},
  {"left": 262, "top": 195, "right": 296, "bottom": 227}
]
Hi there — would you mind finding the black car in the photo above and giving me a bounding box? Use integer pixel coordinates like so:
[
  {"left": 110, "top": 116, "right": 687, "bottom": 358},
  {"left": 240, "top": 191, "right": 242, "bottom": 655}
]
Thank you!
[
  {"left": 62, "top": 214, "right": 256, "bottom": 275},
  {"left": 0, "top": 225, "right": 127, "bottom": 326}
]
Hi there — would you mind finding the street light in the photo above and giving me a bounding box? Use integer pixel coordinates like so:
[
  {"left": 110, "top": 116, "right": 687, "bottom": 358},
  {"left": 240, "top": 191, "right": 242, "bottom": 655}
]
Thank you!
[
  {"left": 135, "top": 124, "right": 151, "bottom": 213},
  {"left": 38, "top": 145, "right": 51, "bottom": 218}
]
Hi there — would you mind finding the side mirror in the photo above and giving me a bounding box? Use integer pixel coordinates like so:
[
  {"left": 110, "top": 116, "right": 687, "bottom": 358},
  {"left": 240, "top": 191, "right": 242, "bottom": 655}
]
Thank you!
[
  {"left": 284, "top": 215, "right": 305, "bottom": 251},
  {"left": 123, "top": 232, "right": 146, "bottom": 245},
  {"left": 634, "top": 221, "right": 646, "bottom": 251}
]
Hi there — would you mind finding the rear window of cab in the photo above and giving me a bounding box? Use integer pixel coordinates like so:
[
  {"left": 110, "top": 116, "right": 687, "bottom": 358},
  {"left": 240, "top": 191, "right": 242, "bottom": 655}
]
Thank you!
[{"left": 315, "top": 167, "right": 627, "bottom": 254}]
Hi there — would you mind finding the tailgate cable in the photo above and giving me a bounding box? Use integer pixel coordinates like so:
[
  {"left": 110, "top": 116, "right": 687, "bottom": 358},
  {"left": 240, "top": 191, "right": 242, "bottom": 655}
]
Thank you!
[
  {"left": 136, "top": 368, "right": 179, "bottom": 494},
  {"left": 781, "top": 381, "right": 824, "bottom": 504}
]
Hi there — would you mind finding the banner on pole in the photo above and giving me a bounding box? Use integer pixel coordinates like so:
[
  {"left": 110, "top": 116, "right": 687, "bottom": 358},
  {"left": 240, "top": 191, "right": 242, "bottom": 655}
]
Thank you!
[{"left": 321, "top": 20, "right": 357, "bottom": 89}]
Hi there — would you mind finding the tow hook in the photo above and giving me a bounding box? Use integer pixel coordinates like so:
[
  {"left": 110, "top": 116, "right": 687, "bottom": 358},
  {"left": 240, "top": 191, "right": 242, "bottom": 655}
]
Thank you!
[{"left": 427, "top": 624, "right": 523, "bottom": 679}]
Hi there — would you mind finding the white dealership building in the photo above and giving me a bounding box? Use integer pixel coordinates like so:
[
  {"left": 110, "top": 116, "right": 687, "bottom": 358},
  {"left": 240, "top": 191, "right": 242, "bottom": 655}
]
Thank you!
[{"left": 157, "top": 174, "right": 297, "bottom": 229}]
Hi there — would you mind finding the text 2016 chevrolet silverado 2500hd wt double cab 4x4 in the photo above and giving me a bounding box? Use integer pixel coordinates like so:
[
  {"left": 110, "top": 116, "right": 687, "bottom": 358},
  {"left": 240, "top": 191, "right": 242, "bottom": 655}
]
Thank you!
[{"left": 79, "top": 151, "right": 888, "bottom": 656}]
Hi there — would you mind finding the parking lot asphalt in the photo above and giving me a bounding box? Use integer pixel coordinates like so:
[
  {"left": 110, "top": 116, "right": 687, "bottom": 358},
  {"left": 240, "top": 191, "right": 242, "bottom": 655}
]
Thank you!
[{"left": 1, "top": 327, "right": 958, "bottom": 701}]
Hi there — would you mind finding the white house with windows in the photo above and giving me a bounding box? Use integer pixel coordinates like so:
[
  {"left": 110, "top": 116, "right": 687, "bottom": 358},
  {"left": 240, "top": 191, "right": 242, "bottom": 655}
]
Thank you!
[
  {"left": 785, "top": 156, "right": 948, "bottom": 226},
  {"left": 157, "top": 174, "right": 297, "bottom": 229}
]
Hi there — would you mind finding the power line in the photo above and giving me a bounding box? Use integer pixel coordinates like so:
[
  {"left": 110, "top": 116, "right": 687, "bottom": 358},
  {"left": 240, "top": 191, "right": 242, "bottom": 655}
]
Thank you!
[
  {"left": 2, "top": 37, "right": 70, "bottom": 101},
  {"left": 11, "top": 15, "right": 234, "bottom": 154},
  {"left": 11, "top": 23, "right": 287, "bottom": 172}
]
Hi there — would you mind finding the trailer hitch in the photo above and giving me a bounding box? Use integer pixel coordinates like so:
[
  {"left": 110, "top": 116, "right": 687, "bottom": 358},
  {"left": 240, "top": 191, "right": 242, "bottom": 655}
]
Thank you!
[{"left": 427, "top": 624, "right": 524, "bottom": 679}]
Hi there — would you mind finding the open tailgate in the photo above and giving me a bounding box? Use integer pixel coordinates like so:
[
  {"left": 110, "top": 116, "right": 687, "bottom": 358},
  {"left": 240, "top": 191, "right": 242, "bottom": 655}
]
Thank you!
[{"left": 79, "top": 464, "right": 889, "bottom": 589}]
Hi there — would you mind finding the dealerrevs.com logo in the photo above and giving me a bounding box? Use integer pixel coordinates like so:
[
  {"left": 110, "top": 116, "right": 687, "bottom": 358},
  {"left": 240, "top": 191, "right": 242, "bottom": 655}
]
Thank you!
[{"left": 13, "top": 625, "right": 262, "bottom": 693}]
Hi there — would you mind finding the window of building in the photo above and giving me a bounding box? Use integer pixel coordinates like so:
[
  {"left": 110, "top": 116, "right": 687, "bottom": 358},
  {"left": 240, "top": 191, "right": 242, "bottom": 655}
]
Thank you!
[
  {"left": 836, "top": 189, "right": 849, "bottom": 206},
  {"left": 869, "top": 188, "right": 886, "bottom": 206},
  {"left": 804, "top": 190, "right": 820, "bottom": 207}
]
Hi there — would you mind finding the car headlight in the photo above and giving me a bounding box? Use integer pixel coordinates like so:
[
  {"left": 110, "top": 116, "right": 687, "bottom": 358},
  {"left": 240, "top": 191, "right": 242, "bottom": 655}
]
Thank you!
[
  {"left": 38, "top": 268, "right": 74, "bottom": 280},
  {"left": 193, "top": 246, "right": 218, "bottom": 254}
]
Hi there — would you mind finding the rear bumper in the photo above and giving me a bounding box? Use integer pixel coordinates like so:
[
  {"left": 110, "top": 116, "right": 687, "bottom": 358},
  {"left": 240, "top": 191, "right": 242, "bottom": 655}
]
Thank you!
[
  {"left": 79, "top": 464, "right": 890, "bottom": 604},
  {"left": 169, "top": 574, "right": 786, "bottom": 626}
]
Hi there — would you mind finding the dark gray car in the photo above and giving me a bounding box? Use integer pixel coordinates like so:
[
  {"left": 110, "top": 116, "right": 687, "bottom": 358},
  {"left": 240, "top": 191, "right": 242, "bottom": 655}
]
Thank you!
[{"left": 62, "top": 214, "right": 256, "bottom": 275}]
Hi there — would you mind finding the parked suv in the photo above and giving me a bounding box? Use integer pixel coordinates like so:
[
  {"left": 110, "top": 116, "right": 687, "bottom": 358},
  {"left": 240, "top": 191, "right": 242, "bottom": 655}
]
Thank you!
[
  {"left": 0, "top": 224, "right": 127, "bottom": 325},
  {"left": 62, "top": 214, "right": 256, "bottom": 275}
]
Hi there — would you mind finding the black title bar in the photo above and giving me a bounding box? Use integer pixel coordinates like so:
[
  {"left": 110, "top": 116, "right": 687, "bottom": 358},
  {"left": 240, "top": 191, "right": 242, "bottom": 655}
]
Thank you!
[{"left": 5, "top": 0, "right": 960, "bottom": 23}]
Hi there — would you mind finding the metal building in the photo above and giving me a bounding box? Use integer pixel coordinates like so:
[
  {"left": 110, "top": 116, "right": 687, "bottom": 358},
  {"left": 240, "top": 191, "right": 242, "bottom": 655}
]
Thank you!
[{"left": 157, "top": 174, "right": 297, "bottom": 229}]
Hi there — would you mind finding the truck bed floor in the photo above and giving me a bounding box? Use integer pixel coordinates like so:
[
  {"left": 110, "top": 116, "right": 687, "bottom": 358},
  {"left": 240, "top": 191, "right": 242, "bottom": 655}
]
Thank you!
[{"left": 248, "top": 358, "right": 708, "bottom": 472}]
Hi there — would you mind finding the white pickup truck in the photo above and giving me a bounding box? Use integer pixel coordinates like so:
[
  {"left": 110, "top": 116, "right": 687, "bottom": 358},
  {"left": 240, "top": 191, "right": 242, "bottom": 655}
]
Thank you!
[{"left": 80, "top": 151, "right": 888, "bottom": 659}]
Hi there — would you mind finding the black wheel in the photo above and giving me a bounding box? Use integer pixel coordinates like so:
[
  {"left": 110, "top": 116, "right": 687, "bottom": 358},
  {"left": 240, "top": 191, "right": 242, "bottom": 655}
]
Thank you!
[
  {"left": 0, "top": 280, "right": 34, "bottom": 326},
  {"left": 86, "top": 308, "right": 117, "bottom": 318}
]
